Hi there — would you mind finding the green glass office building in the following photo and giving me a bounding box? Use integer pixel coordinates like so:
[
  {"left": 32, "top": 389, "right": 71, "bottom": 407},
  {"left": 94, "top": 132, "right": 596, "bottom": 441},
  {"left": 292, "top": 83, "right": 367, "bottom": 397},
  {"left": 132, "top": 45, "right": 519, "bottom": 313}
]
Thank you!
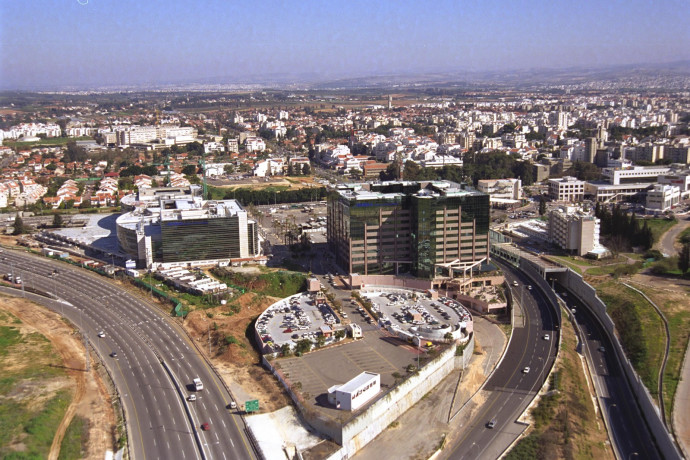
[{"left": 327, "top": 181, "right": 490, "bottom": 279}]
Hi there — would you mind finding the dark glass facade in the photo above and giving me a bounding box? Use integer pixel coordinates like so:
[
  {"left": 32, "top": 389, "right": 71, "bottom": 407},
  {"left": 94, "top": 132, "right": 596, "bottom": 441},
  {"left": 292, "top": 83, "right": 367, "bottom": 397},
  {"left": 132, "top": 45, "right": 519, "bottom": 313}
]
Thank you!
[
  {"left": 160, "top": 216, "right": 247, "bottom": 263},
  {"left": 328, "top": 181, "right": 490, "bottom": 279}
]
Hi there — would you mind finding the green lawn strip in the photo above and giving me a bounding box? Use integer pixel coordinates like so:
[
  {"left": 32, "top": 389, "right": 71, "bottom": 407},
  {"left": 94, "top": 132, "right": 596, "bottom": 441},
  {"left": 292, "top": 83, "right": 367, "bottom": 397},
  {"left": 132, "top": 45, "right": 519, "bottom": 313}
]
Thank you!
[
  {"left": 3, "top": 136, "right": 92, "bottom": 149},
  {"left": 58, "top": 415, "right": 89, "bottom": 460},
  {"left": 211, "top": 268, "right": 306, "bottom": 298},
  {"left": 644, "top": 218, "right": 677, "bottom": 244},
  {"left": 596, "top": 281, "right": 666, "bottom": 398}
]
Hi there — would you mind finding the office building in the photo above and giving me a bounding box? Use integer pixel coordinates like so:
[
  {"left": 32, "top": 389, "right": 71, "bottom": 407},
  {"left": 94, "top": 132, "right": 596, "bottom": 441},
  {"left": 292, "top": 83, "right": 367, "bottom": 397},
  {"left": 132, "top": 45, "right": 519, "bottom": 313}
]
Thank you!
[
  {"left": 602, "top": 166, "right": 671, "bottom": 185},
  {"left": 327, "top": 180, "right": 490, "bottom": 280},
  {"left": 477, "top": 178, "right": 522, "bottom": 201},
  {"left": 116, "top": 186, "right": 260, "bottom": 268},
  {"left": 547, "top": 176, "right": 585, "bottom": 202}
]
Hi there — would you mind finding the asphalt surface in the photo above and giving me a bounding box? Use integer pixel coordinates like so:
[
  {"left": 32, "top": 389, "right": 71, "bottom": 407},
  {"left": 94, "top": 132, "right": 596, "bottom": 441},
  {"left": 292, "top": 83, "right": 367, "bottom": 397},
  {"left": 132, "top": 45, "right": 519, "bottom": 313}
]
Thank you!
[
  {"left": 655, "top": 215, "right": 690, "bottom": 257},
  {"left": 442, "top": 263, "right": 559, "bottom": 460},
  {"left": 556, "top": 284, "right": 663, "bottom": 460},
  {"left": 0, "top": 249, "right": 256, "bottom": 460}
]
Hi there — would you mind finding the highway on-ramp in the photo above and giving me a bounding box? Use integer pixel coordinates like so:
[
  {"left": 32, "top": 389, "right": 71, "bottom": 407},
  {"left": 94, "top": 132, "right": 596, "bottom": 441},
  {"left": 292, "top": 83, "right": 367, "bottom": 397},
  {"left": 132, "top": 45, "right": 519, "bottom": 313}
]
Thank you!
[
  {"left": 0, "top": 249, "right": 256, "bottom": 460},
  {"left": 442, "top": 262, "right": 559, "bottom": 460}
]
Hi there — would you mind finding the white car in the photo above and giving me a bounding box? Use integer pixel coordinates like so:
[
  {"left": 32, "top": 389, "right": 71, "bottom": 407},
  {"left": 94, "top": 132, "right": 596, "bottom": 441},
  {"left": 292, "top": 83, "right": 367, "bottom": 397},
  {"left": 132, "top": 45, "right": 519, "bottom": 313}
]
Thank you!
[
  {"left": 523, "top": 367, "right": 531, "bottom": 373},
  {"left": 98, "top": 331, "right": 106, "bottom": 338},
  {"left": 188, "top": 394, "right": 197, "bottom": 402},
  {"left": 543, "top": 334, "right": 550, "bottom": 340}
]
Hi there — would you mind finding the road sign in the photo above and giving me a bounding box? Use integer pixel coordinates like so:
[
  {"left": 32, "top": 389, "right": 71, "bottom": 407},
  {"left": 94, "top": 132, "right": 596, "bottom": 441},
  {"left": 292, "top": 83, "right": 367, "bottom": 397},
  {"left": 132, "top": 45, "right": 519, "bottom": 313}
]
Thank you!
[{"left": 245, "top": 399, "right": 259, "bottom": 413}]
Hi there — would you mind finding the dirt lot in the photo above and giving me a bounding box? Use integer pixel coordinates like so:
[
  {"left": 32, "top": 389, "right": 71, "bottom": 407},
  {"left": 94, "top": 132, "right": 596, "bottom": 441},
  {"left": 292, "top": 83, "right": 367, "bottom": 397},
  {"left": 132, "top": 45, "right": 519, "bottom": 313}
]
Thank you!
[
  {"left": 209, "top": 176, "right": 320, "bottom": 190},
  {"left": 1, "top": 296, "right": 116, "bottom": 460},
  {"left": 182, "top": 292, "right": 291, "bottom": 412}
]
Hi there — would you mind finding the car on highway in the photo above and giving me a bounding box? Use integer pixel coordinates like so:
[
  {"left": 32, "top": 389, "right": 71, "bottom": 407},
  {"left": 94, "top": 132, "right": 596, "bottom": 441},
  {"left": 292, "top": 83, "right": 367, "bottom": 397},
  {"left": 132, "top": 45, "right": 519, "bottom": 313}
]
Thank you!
[
  {"left": 201, "top": 422, "right": 210, "bottom": 431},
  {"left": 98, "top": 331, "right": 106, "bottom": 338},
  {"left": 527, "top": 285, "right": 532, "bottom": 290},
  {"left": 523, "top": 366, "right": 530, "bottom": 373},
  {"left": 512, "top": 280, "right": 519, "bottom": 286},
  {"left": 543, "top": 334, "right": 550, "bottom": 340},
  {"left": 188, "top": 394, "right": 197, "bottom": 402},
  {"left": 486, "top": 419, "right": 496, "bottom": 429},
  {"left": 598, "top": 346, "right": 605, "bottom": 352},
  {"left": 110, "top": 351, "right": 118, "bottom": 358}
]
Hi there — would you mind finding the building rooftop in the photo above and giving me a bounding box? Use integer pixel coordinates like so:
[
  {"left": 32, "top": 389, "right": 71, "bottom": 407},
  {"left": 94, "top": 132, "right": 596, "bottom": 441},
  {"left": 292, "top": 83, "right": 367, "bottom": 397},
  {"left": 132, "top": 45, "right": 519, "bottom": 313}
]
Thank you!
[{"left": 336, "top": 372, "right": 379, "bottom": 394}]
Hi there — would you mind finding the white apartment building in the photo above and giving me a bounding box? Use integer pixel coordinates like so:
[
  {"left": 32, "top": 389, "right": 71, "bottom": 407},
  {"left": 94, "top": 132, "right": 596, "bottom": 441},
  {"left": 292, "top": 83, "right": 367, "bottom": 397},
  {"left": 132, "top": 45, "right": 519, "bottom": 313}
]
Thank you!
[
  {"left": 646, "top": 184, "right": 681, "bottom": 212},
  {"left": 602, "top": 166, "right": 671, "bottom": 185},
  {"left": 548, "top": 176, "right": 585, "bottom": 202},
  {"left": 548, "top": 206, "right": 609, "bottom": 258},
  {"left": 245, "top": 137, "right": 266, "bottom": 152}
]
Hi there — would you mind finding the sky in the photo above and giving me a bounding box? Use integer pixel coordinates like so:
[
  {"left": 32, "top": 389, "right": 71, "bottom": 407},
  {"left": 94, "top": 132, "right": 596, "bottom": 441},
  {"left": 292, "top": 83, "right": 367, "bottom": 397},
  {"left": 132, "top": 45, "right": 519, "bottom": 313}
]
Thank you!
[{"left": 1, "top": 0, "right": 689, "bottom": 89}]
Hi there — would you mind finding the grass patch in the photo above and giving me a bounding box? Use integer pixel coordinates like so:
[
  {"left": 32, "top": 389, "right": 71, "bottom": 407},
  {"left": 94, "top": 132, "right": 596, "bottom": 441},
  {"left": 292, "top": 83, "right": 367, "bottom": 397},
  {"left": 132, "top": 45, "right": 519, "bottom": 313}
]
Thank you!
[
  {"left": 625, "top": 285, "right": 690, "bottom": 426},
  {"left": 587, "top": 261, "right": 643, "bottom": 277},
  {"left": 595, "top": 281, "right": 665, "bottom": 398},
  {"left": 0, "top": 308, "right": 72, "bottom": 460},
  {"left": 644, "top": 217, "right": 677, "bottom": 245},
  {"left": 58, "top": 415, "right": 89, "bottom": 460},
  {"left": 678, "top": 227, "right": 690, "bottom": 245},
  {"left": 212, "top": 268, "right": 306, "bottom": 298},
  {"left": 3, "top": 136, "right": 92, "bottom": 149}
]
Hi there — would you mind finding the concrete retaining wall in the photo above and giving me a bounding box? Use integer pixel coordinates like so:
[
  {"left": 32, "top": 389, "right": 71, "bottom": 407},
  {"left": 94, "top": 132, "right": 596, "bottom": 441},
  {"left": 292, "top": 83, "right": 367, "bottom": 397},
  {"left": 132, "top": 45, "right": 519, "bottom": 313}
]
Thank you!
[
  {"left": 263, "top": 334, "right": 473, "bottom": 459},
  {"left": 555, "top": 269, "right": 681, "bottom": 460},
  {"left": 340, "top": 342, "right": 460, "bottom": 456}
]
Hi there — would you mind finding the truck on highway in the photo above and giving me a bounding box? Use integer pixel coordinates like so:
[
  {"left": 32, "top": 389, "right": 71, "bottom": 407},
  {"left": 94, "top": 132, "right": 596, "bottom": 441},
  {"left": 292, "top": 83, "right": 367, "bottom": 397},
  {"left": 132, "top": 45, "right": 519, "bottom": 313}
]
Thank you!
[{"left": 193, "top": 377, "right": 203, "bottom": 391}]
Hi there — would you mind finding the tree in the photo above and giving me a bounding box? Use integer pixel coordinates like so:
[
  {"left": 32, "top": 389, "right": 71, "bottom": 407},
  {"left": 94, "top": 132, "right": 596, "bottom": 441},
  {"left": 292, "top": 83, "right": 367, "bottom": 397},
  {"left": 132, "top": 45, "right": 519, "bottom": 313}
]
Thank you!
[
  {"left": 302, "top": 163, "right": 311, "bottom": 175},
  {"left": 12, "top": 215, "right": 27, "bottom": 235},
  {"left": 224, "top": 164, "right": 235, "bottom": 175},
  {"left": 538, "top": 196, "right": 547, "bottom": 216},
  {"left": 52, "top": 213, "right": 63, "bottom": 228},
  {"left": 181, "top": 164, "right": 198, "bottom": 176},
  {"left": 679, "top": 243, "right": 690, "bottom": 275}
]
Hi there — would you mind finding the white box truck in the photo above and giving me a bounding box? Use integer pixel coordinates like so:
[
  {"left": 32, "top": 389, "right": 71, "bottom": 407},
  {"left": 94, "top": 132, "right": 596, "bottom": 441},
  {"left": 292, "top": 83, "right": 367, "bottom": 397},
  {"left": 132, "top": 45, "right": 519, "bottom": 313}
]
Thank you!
[{"left": 193, "top": 377, "right": 203, "bottom": 391}]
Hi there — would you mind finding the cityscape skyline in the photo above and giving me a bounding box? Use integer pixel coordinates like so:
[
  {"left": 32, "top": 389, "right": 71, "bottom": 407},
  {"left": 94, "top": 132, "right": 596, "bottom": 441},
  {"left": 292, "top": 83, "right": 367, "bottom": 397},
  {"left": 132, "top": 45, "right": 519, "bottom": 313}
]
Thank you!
[{"left": 1, "top": 0, "right": 689, "bottom": 90}]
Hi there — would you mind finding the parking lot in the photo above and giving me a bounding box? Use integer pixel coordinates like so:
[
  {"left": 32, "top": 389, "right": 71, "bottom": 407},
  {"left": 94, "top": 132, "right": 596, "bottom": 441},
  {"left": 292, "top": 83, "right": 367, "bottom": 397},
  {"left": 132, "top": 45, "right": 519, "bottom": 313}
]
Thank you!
[
  {"left": 362, "top": 289, "right": 473, "bottom": 341},
  {"left": 275, "top": 328, "right": 421, "bottom": 421},
  {"left": 255, "top": 293, "right": 342, "bottom": 352}
]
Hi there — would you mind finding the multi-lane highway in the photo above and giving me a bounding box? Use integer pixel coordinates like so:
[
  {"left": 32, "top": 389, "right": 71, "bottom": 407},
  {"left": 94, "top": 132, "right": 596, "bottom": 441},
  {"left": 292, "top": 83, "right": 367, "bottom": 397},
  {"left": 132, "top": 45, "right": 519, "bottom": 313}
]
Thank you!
[
  {"left": 443, "top": 262, "right": 559, "bottom": 459},
  {"left": 0, "top": 249, "right": 256, "bottom": 460},
  {"left": 556, "top": 284, "right": 662, "bottom": 460}
]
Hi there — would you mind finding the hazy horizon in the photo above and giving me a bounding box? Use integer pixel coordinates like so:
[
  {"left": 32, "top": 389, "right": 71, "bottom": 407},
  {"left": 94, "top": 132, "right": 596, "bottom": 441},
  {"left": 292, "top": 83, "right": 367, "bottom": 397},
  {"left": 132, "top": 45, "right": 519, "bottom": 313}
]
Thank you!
[{"left": 1, "top": 0, "right": 689, "bottom": 90}]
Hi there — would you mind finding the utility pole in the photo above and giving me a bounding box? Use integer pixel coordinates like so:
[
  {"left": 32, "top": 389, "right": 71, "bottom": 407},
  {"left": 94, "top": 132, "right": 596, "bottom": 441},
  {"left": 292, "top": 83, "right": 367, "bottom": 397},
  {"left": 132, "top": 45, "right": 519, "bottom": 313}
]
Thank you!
[
  {"left": 208, "top": 322, "right": 211, "bottom": 356},
  {"left": 83, "top": 333, "right": 90, "bottom": 372}
]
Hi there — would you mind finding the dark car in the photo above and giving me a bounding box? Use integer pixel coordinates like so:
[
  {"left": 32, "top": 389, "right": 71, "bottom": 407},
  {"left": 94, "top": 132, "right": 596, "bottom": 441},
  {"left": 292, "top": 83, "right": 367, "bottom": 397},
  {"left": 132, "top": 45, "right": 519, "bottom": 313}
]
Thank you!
[
  {"left": 201, "top": 422, "right": 210, "bottom": 431},
  {"left": 487, "top": 419, "right": 496, "bottom": 429}
]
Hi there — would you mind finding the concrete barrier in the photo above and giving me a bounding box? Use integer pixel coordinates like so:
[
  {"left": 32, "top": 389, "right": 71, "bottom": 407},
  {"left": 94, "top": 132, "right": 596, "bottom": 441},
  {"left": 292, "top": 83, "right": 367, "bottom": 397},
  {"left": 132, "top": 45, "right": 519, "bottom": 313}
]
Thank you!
[{"left": 263, "top": 335, "right": 473, "bottom": 458}]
